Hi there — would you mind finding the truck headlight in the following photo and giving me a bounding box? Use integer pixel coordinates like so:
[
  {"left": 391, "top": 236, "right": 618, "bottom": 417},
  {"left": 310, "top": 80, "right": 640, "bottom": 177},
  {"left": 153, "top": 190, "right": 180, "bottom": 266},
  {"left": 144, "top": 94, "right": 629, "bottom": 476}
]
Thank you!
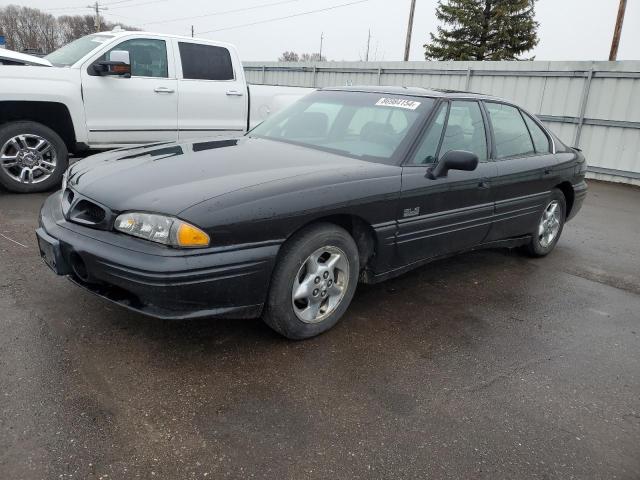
[{"left": 114, "top": 212, "right": 210, "bottom": 248}]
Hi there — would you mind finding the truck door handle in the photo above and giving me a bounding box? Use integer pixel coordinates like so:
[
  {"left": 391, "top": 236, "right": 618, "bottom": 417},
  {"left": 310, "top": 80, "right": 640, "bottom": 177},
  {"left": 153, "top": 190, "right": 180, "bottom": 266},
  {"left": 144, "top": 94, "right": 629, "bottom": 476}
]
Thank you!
[
  {"left": 543, "top": 168, "right": 552, "bottom": 175},
  {"left": 226, "top": 90, "right": 244, "bottom": 96},
  {"left": 154, "top": 87, "right": 175, "bottom": 94},
  {"left": 478, "top": 180, "right": 490, "bottom": 189}
]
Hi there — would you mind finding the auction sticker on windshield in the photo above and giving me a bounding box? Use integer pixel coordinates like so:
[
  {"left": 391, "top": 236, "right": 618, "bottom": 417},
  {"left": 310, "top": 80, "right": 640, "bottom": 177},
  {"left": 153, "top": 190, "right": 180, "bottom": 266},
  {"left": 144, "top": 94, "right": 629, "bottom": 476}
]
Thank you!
[{"left": 375, "top": 98, "right": 421, "bottom": 110}]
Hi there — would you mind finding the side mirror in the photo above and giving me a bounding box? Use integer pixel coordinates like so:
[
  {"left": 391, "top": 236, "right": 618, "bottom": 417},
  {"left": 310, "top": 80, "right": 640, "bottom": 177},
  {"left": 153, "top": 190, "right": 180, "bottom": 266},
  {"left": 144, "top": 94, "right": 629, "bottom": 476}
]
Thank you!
[
  {"left": 92, "top": 50, "right": 131, "bottom": 77},
  {"left": 426, "top": 150, "right": 479, "bottom": 179}
]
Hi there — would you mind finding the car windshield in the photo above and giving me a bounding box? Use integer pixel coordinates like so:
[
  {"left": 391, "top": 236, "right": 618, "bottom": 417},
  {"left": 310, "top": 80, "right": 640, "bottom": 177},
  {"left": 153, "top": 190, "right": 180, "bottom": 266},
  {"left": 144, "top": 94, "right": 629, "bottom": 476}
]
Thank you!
[
  {"left": 250, "top": 90, "right": 434, "bottom": 161},
  {"left": 45, "top": 34, "right": 113, "bottom": 67}
]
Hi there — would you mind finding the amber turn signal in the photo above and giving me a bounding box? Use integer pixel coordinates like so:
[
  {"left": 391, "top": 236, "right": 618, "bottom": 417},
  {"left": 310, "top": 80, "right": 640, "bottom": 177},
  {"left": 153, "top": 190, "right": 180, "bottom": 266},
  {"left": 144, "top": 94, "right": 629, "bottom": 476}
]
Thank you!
[{"left": 176, "top": 222, "right": 210, "bottom": 248}]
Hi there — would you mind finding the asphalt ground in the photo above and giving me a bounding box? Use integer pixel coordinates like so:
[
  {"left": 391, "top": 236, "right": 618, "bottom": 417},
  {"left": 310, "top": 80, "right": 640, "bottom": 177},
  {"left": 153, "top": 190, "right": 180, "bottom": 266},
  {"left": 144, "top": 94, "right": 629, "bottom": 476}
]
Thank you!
[{"left": 0, "top": 180, "right": 639, "bottom": 479}]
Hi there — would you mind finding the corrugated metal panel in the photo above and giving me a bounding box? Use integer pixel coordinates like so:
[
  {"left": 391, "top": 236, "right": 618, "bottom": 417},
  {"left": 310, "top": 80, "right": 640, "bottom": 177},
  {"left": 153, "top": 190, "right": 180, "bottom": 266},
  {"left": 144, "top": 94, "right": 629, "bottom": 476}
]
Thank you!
[{"left": 244, "top": 60, "right": 640, "bottom": 181}]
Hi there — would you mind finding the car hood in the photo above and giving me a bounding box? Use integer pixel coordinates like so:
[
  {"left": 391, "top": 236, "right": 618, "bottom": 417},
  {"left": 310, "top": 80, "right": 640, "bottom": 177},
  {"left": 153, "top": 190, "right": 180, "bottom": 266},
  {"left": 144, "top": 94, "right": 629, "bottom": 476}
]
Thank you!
[
  {"left": 0, "top": 49, "right": 53, "bottom": 66},
  {"left": 68, "top": 137, "right": 389, "bottom": 215}
]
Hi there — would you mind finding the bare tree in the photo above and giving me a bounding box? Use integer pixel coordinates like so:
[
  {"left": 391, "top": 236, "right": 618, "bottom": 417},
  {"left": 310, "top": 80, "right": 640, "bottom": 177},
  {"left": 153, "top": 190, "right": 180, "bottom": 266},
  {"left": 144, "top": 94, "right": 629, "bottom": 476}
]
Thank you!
[
  {"left": 57, "top": 15, "right": 96, "bottom": 46},
  {"left": 0, "top": 4, "right": 138, "bottom": 54},
  {"left": 300, "top": 53, "right": 327, "bottom": 62},
  {"left": 278, "top": 51, "right": 300, "bottom": 62},
  {"left": 0, "top": 5, "right": 56, "bottom": 53}
]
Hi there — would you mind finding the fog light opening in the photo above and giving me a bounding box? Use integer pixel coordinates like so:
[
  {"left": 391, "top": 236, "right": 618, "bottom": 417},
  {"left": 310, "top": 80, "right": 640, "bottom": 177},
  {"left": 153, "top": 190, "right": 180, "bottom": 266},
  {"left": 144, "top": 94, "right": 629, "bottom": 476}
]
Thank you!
[{"left": 70, "top": 252, "right": 89, "bottom": 282}]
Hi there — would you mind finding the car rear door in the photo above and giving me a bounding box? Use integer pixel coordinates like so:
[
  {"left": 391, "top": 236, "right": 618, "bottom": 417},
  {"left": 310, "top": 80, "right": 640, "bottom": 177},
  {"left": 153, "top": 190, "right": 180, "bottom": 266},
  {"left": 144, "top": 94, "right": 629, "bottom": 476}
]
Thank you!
[
  {"left": 173, "top": 40, "right": 248, "bottom": 139},
  {"left": 397, "top": 99, "right": 497, "bottom": 266},
  {"left": 482, "top": 102, "right": 560, "bottom": 241},
  {"left": 81, "top": 36, "right": 178, "bottom": 146}
]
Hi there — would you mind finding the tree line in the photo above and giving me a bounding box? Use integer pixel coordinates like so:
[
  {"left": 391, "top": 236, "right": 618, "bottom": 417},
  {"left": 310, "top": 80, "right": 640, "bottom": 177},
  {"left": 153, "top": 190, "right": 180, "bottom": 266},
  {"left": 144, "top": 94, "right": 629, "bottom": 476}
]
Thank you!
[
  {"left": 278, "top": 51, "right": 327, "bottom": 62},
  {"left": 0, "top": 5, "right": 137, "bottom": 55}
]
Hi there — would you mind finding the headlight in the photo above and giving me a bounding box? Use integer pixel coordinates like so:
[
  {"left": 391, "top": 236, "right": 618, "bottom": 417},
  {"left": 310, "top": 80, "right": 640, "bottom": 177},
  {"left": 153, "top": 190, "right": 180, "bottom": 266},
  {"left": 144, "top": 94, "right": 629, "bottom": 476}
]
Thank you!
[{"left": 114, "top": 212, "right": 210, "bottom": 248}]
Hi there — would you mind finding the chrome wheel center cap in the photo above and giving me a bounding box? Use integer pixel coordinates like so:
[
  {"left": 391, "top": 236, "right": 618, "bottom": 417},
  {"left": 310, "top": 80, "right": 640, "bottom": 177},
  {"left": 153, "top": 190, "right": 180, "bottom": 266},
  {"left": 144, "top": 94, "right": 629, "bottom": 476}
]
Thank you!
[{"left": 21, "top": 152, "right": 39, "bottom": 167}]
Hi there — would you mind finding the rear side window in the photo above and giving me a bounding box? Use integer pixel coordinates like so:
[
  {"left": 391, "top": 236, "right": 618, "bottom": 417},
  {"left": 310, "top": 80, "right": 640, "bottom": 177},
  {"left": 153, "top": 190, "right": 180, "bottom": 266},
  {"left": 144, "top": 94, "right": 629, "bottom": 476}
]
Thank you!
[
  {"left": 179, "top": 42, "right": 234, "bottom": 80},
  {"left": 523, "top": 113, "right": 551, "bottom": 154},
  {"left": 485, "top": 102, "right": 535, "bottom": 159}
]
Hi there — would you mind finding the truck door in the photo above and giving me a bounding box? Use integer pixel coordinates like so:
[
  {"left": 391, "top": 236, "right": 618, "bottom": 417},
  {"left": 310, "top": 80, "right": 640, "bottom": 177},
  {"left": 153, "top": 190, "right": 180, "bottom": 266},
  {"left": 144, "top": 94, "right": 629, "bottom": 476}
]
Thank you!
[
  {"left": 173, "top": 40, "right": 248, "bottom": 139},
  {"left": 81, "top": 36, "right": 178, "bottom": 146}
]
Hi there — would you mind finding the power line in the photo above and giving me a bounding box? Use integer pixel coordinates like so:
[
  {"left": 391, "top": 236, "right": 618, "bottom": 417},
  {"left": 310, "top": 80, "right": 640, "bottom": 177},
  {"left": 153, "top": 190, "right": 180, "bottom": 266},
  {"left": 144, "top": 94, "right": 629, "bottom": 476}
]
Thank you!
[
  {"left": 109, "top": 0, "right": 171, "bottom": 10},
  {"left": 46, "top": 0, "right": 164, "bottom": 12},
  {"left": 87, "top": 1, "right": 108, "bottom": 31},
  {"left": 198, "top": 0, "right": 371, "bottom": 35},
  {"left": 143, "top": 0, "right": 306, "bottom": 26}
]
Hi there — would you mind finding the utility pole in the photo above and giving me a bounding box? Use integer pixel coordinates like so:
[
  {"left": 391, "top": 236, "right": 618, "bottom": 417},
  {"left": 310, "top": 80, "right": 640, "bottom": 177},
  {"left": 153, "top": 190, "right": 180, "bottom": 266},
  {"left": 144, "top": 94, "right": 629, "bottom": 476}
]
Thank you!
[
  {"left": 319, "top": 32, "right": 324, "bottom": 61},
  {"left": 191, "top": 25, "right": 194, "bottom": 38},
  {"left": 87, "top": 1, "right": 107, "bottom": 32},
  {"left": 403, "top": 0, "right": 417, "bottom": 61},
  {"left": 365, "top": 29, "right": 371, "bottom": 62},
  {"left": 609, "top": 0, "right": 627, "bottom": 61}
]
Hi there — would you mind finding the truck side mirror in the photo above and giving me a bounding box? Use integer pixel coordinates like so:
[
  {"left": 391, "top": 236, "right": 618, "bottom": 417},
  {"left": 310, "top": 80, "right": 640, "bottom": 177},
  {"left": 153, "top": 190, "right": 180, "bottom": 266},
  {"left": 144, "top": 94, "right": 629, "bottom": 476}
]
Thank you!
[{"left": 91, "top": 50, "right": 131, "bottom": 77}]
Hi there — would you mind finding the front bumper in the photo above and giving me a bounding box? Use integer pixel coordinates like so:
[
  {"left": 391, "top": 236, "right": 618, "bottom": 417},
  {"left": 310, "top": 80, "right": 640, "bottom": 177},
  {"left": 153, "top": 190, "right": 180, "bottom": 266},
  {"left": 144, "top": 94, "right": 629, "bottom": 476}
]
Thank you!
[{"left": 37, "top": 192, "right": 279, "bottom": 320}]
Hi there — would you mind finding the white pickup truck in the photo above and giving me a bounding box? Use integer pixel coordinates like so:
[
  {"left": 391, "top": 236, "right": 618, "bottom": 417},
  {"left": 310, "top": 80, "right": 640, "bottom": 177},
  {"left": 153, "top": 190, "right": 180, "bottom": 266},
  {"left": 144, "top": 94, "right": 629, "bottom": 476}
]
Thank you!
[{"left": 0, "top": 30, "right": 310, "bottom": 192}]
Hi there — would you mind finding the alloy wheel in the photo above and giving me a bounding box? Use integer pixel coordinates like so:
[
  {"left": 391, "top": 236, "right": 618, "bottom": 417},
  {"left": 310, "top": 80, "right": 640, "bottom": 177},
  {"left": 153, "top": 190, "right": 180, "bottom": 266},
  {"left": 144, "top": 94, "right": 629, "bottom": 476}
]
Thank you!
[
  {"left": 0, "top": 134, "right": 57, "bottom": 185},
  {"left": 538, "top": 200, "right": 561, "bottom": 248},
  {"left": 291, "top": 246, "right": 350, "bottom": 323}
]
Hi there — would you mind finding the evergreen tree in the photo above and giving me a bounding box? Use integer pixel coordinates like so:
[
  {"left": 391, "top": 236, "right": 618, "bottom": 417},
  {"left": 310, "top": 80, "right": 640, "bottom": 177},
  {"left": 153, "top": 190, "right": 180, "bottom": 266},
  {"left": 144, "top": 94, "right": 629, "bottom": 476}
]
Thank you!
[{"left": 424, "top": 0, "right": 539, "bottom": 61}]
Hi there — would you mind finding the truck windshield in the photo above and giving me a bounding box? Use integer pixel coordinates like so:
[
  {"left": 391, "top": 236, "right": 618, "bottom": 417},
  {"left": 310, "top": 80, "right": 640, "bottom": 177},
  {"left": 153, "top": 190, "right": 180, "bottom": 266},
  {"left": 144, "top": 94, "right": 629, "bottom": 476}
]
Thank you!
[
  {"left": 45, "top": 34, "right": 113, "bottom": 67},
  {"left": 249, "top": 90, "right": 434, "bottom": 162}
]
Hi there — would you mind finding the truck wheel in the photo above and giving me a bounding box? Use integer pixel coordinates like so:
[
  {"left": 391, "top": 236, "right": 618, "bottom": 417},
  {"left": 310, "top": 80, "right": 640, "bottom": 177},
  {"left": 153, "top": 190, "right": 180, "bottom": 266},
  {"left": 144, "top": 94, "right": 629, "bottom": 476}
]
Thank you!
[
  {"left": 0, "top": 121, "right": 68, "bottom": 193},
  {"left": 263, "top": 223, "right": 360, "bottom": 340}
]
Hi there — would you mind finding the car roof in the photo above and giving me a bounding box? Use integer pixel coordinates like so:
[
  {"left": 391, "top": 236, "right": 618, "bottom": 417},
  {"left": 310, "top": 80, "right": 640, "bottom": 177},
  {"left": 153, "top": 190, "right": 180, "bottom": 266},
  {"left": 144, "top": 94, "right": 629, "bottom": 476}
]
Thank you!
[{"left": 321, "top": 85, "right": 499, "bottom": 100}]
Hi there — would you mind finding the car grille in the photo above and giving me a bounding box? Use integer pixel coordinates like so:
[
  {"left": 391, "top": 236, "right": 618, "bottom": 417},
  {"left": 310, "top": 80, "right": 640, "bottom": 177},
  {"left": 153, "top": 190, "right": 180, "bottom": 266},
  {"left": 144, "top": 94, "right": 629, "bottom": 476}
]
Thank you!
[
  {"left": 63, "top": 188, "right": 113, "bottom": 230},
  {"left": 73, "top": 199, "right": 106, "bottom": 224}
]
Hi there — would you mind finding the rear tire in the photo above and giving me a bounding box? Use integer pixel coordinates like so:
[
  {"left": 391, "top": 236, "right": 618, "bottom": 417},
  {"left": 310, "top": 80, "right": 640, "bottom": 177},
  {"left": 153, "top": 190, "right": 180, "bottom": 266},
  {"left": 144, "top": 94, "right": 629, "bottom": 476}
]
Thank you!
[
  {"left": 524, "top": 188, "right": 566, "bottom": 257},
  {"left": 0, "top": 121, "right": 68, "bottom": 193},
  {"left": 263, "top": 223, "right": 360, "bottom": 340}
]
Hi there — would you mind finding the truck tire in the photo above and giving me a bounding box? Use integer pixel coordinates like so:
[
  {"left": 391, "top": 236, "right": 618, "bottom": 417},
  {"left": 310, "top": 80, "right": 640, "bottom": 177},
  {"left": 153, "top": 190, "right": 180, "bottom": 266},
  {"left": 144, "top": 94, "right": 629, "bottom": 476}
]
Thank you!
[
  {"left": 0, "top": 121, "right": 68, "bottom": 193},
  {"left": 262, "top": 223, "right": 360, "bottom": 340}
]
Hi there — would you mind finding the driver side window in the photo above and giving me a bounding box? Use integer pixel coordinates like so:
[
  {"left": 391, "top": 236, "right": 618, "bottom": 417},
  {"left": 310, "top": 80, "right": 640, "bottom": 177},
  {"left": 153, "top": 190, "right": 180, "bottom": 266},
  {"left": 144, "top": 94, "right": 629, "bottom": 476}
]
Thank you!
[
  {"left": 101, "top": 39, "right": 168, "bottom": 78},
  {"left": 410, "top": 100, "right": 487, "bottom": 165}
]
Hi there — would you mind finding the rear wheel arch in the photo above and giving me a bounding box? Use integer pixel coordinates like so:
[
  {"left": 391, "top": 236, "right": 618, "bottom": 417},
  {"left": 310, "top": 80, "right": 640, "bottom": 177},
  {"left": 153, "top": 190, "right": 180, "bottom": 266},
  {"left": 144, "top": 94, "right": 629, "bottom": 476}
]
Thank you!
[
  {"left": 0, "top": 101, "right": 77, "bottom": 153},
  {"left": 554, "top": 181, "right": 575, "bottom": 219}
]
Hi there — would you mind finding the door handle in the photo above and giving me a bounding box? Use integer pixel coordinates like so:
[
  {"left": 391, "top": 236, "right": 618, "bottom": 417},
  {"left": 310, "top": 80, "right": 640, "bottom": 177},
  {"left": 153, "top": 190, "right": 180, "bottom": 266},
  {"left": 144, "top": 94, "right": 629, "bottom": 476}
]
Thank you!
[
  {"left": 543, "top": 168, "right": 552, "bottom": 175},
  {"left": 226, "top": 90, "right": 244, "bottom": 96},
  {"left": 478, "top": 180, "right": 490, "bottom": 189},
  {"left": 154, "top": 87, "right": 175, "bottom": 94}
]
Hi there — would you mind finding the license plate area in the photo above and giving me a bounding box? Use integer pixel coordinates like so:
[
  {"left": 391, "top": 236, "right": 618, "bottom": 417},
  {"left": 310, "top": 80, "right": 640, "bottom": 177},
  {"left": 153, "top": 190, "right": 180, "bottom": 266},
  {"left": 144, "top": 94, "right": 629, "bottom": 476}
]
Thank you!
[{"left": 36, "top": 228, "right": 69, "bottom": 275}]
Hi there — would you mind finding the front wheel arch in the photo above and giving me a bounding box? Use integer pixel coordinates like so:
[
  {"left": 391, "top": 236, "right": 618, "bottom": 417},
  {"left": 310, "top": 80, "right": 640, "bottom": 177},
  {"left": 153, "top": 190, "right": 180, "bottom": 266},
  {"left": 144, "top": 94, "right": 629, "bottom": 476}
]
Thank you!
[{"left": 278, "top": 214, "right": 377, "bottom": 277}]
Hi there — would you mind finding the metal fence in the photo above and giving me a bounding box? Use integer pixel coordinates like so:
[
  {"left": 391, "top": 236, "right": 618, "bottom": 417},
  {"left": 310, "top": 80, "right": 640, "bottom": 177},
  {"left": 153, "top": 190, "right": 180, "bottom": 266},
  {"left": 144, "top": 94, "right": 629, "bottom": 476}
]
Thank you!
[{"left": 244, "top": 60, "right": 640, "bottom": 185}]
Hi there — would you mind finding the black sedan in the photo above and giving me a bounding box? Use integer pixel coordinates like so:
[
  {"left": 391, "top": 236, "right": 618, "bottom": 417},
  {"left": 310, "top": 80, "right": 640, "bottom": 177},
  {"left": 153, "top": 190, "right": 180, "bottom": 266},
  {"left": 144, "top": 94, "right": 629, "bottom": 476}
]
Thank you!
[{"left": 37, "top": 87, "right": 587, "bottom": 339}]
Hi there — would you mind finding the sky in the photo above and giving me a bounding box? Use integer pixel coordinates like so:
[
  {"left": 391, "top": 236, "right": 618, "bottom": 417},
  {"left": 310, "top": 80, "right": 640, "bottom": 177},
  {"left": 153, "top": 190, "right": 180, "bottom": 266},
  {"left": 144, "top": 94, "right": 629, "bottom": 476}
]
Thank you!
[{"left": 6, "top": 0, "right": 640, "bottom": 61}]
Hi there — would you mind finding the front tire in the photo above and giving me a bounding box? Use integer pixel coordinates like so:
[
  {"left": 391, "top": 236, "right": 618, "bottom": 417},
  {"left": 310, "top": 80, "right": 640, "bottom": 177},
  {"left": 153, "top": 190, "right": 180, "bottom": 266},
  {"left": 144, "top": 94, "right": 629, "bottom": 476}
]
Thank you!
[
  {"left": 0, "top": 121, "right": 68, "bottom": 193},
  {"left": 524, "top": 188, "right": 566, "bottom": 257},
  {"left": 263, "top": 223, "right": 360, "bottom": 340}
]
